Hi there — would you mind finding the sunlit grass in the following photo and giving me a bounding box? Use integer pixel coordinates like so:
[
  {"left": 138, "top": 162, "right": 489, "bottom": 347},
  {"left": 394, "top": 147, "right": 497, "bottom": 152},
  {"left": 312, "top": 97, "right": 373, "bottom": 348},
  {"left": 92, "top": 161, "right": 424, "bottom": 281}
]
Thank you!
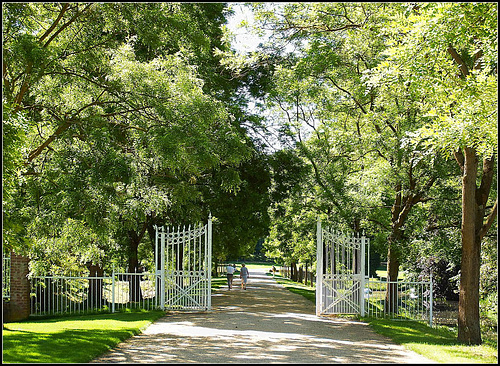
[
  {"left": 270, "top": 274, "right": 316, "bottom": 303},
  {"left": 211, "top": 276, "right": 227, "bottom": 290},
  {"left": 375, "top": 269, "right": 405, "bottom": 280},
  {"left": 2, "top": 310, "right": 165, "bottom": 363},
  {"left": 364, "top": 318, "right": 498, "bottom": 363},
  {"left": 243, "top": 262, "right": 278, "bottom": 270}
]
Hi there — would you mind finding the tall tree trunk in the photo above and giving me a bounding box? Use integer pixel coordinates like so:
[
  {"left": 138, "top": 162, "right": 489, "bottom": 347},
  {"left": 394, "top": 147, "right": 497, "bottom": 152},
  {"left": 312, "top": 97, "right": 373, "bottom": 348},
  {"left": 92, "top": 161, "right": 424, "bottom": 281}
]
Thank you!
[
  {"left": 128, "top": 231, "right": 143, "bottom": 302},
  {"left": 385, "top": 183, "right": 403, "bottom": 314},
  {"left": 385, "top": 235, "right": 401, "bottom": 314},
  {"left": 86, "top": 263, "right": 104, "bottom": 309},
  {"left": 457, "top": 147, "right": 481, "bottom": 344},
  {"left": 447, "top": 45, "right": 497, "bottom": 345},
  {"left": 126, "top": 217, "right": 155, "bottom": 302},
  {"left": 291, "top": 262, "right": 298, "bottom": 281}
]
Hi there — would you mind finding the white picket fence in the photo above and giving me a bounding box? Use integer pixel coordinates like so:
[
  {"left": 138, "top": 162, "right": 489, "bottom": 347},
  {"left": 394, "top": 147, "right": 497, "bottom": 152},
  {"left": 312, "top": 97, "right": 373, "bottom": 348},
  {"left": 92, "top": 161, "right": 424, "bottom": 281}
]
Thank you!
[
  {"left": 29, "top": 218, "right": 212, "bottom": 316},
  {"left": 29, "top": 270, "right": 159, "bottom": 316}
]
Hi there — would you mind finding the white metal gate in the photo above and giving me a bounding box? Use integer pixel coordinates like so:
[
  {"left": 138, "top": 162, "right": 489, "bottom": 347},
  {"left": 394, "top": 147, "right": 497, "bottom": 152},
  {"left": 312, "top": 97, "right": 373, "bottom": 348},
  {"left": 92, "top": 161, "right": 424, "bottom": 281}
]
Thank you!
[
  {"left": 316, "top": 220, "right": 369, "bottom": 316},
  {"left": 154, "top": 216, "right": 212, "bottom": 311}
]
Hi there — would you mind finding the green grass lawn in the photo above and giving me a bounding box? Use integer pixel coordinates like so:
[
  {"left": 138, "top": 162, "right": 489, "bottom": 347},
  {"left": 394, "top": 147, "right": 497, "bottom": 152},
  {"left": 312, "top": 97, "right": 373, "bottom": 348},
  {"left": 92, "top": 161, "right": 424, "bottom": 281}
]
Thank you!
[
  {"left": 375, "top": 269, "right": 405, "bottom": 280},
  {"left": 271, "top": 273, "right": 498, "bottom": 363},
  {"left": 2, "top": 310, "right": 166, "bottom": 363},
  {"left": 211, "top": 276, "right": 228, "bottom": 290},
  {"left": 364, "top": 318, "right": 498, "bottom": 363}
]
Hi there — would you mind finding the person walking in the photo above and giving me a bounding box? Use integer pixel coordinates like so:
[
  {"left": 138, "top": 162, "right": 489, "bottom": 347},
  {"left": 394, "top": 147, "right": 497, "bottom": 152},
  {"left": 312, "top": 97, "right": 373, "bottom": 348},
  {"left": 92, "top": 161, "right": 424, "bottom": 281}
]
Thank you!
[
  {"left": 239, "top": 263, "right": 249, "bottom": 290},
  {"left": 226, "top": 264, "right": 235, "bottom": 290}
]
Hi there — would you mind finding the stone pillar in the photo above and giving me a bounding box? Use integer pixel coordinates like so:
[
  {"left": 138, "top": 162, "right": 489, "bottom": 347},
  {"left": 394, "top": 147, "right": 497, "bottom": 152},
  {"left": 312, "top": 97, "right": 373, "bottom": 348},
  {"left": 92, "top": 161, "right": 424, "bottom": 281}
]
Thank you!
[{"left": 5, "top": 253, "right": 30, "bottom": 322}]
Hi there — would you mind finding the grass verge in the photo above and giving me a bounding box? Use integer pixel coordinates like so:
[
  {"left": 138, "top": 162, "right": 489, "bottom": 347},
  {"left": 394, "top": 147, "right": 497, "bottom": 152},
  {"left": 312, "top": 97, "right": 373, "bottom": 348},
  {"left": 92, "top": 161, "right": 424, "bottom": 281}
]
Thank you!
[
  {"left": 270, "top": 273, "right": 316, "bottom": 303},
  {"left": 270, "top": 273, "right": 498, "bottom": 363},
  {"left": 211, "top": 276, "right": 228, "bottom": 290},
  {"left": 2, "top": 309, "right": 165, "bottom": 363},
  {"left": 363, "top": 318, "right": 498, "bottom": 363}
]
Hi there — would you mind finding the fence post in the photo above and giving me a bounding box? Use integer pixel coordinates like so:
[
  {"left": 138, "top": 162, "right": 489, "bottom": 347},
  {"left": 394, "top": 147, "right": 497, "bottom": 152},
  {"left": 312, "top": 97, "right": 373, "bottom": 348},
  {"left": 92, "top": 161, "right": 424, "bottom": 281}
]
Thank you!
[
  {"left": 154, "top": 224, "right": 158, "bottom": 309},
  {"left": 360, "top": 232, "right": 366, "bottom": 317},
  {"left": 429, "top": 272, "right": 433, "bottom": 327},
  {"left": 160, "top": 226, "right": 165, "bottom": 310},
  {"left": 316, "top": 218, "right": 323, "bottom": 316},
  {"left": 208, "top": 214, "right": 212, "bottom": 310},
  {"left": 6, "top": 253, "right": 30, "bottom": 321},
  {"left": 112, "top": 265, "right": 115, "bottom": 313}
]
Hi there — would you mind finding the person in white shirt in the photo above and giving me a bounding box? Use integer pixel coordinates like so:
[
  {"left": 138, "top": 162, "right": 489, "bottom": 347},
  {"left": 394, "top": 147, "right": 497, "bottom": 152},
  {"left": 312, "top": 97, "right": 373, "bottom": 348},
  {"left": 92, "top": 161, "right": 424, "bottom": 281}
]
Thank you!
[{"left": 226, "top": 264, "right": 235, "bottom": 290}]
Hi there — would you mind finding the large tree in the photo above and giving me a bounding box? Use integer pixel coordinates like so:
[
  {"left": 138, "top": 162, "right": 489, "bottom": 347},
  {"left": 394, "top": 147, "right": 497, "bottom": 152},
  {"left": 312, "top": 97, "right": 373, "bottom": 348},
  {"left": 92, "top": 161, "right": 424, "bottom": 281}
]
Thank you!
[
  {"left": 249, "top": 3, "right": 442, "bottom": 302},
  {"left": 377, "top": 3, "right": 497, "bottom": 345},
  {"left": 2, "top": 3, "right": 252, "bottom": 275},
  {"left": 248, "top": 4, "right": 497, "bottom": 343}
]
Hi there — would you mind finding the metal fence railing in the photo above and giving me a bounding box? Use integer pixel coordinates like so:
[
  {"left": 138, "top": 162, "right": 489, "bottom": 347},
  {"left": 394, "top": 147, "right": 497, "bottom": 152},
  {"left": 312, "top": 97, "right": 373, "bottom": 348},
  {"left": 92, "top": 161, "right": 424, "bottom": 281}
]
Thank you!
[
  {"left": 364, "top": 277, "right": 433, "bottom": 326},
  {"left": 29, "top": 271, "right": 160, "bottom": 317},
  {"left": 279, "top": 265, "right": 316, "bottom": 286},
  {"left": 3, "top": 254, "right": 11, "bottom": 300}
]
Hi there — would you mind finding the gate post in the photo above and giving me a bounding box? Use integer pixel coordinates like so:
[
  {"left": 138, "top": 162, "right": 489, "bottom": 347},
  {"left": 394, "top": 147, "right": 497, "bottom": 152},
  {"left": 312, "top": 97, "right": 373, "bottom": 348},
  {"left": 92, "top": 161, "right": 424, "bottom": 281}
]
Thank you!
[
  {"left": 111, "top": 264, "right": 116, "bottom": 313},
  {"left": 154, "top": 225, "right": 158, "bottom": 309},
  {"left": 160, "top": 226, "right": 166, "bottom": 310},
  {"left": 5, "top": 253, "right": 30, "bottom": 322},
  {"left": 316, "top": 218, "right": 323, "bottom": 316},
  {"left": 429, "top": 272, "right": 433, "bottom": 327},
  {"left": 360, "top": 233, "right": 366, "bottom": 317},
  {"left": 207, "top": 214, "right": 212, "bottom": 310}
]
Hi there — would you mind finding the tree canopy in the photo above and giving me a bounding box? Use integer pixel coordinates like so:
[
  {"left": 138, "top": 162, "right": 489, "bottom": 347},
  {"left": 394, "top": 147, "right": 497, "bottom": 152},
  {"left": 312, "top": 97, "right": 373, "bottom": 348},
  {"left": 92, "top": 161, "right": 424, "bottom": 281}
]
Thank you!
[{"left": 2, "top": 2, "right": 497, "bottom": 346}]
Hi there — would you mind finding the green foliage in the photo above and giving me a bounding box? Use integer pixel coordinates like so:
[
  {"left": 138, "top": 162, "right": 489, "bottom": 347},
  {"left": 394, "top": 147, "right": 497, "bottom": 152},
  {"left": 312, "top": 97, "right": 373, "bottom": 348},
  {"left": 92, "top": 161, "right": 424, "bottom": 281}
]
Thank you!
[
  {"left": 2, "top": 2, "right": 256, "bottom": 274},
  {"left": 2, "top": 101, "right": 31, "bottom": 252},
  {"left": 250, "top": 4, "right": 497, "bottom": 324},
  {"left": 370, "top": 3, "right": 498, "bottom": 158},
  {"left": 202, "top": 152, "right": 272, "bottom": 262}
]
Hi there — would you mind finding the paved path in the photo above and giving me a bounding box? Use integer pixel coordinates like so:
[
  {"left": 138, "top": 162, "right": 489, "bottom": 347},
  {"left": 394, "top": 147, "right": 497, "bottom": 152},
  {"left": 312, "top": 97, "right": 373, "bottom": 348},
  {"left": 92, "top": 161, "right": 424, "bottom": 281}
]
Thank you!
[{"left": 91, "top": 269, "right": 435, "bottom": 363}]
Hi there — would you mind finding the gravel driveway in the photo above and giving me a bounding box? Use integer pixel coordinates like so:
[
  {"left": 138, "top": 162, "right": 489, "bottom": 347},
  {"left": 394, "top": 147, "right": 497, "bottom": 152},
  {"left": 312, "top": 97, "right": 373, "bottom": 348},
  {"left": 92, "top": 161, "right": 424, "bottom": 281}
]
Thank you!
[{"left": 91, "top": 269, "right": 435, "bottom": 363}]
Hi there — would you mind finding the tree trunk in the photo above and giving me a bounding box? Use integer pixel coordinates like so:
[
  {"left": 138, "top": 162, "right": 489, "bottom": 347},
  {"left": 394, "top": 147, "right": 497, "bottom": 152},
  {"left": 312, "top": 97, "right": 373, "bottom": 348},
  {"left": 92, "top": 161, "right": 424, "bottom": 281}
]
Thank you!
[
  {"left": 128, "top": 231, "right": 143, "bottom": 302},
  {"left": 86, "top": 263, "right": 104, "bottom": 309},
  {"left": 457, "top": 147, "right": 482, "bottom": 345},
  {"left": 385, "top": 182, "right": 403, "bottom": 314},
  {"left": 291, "top": 262, "right": 298, "bottom": 281},
  {"left": 385, "top": 241, "right": 400, "bottom": 314},
  {"left": 298, "top": 265, "right": 304, "bottom": 283},
  {"left": 127, "top": 217, "right": 155, "bottom": 303},
  {"left": 447, "top": 44, "right": 497, "bottom": 345}
]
